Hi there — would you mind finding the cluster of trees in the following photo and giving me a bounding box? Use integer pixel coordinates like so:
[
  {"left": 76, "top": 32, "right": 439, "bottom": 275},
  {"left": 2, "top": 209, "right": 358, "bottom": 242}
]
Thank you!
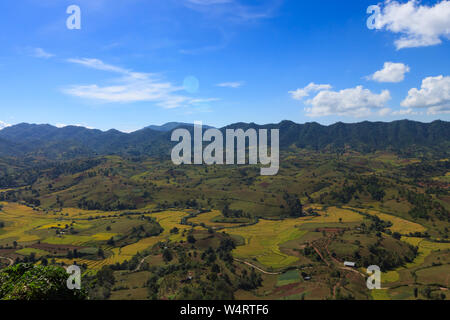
[
  {"left": 358, "top": 242, "right": 417, "bottom": 271},
  {"left": 0, "top": 158, "right": 102, "bottom": 190},
  {"left": 107, "top": 219, "right": 163, "bottom": 248},
  {"left": 22, "top": 197, "right": 40, "bottom": 207},
  {"left": 222, "top": 204, "right": 250, "bottom": 219},
  {"left": 131, "top": 222, "right": 163, "bottom": 238},
  {"left": 0, "top": 190, "right": 19, "bottom": 202},
  {"left": 87, "top": 266, "right": 116, "bottom": 300},
  {"left": 282, "top": 192, "right": 303, "bottom": 217},
  {"left": 421, "top": 286, "right": 447, "bottom": 300},
  {"left": 0, "top": 166, "right": 40, "bottom": 188},
  {"left": 177, "top": 278, "right": 235, "bottom": 300},
  {"left": 329, "top": 176, "right": 386, "bottom": 205},
  {"left": 404, "top": 190, "right": 433, "bottom": 219},
  {"left": 14, "top": 253, "right": 38, "bottom": 264},
  {"left": 66, "top": 249, "right": 85, "bottom": 259},
  {"left": 147, "top": 275, "right": 159, "bottom": 300},
  {"left": 77, "top": 198, "right": 137, "bottom": 211},
  {"left": 360, "top": 214, "right": 393, "bottom": 234},
  {"left": 401, "top": 189, "right": 449, "bottom": 221},
  {"left": 157, "top": 199, "right": 202, "bottom": 210},
  {"left": 110, "top": 256, "right": 140, "bottom": 271},
  {"left": 330, "top": 183, "right": 360, "bottom": 204},
  {"left": 46, "top": 159, "right": 102, "bottom": 180},
  {"left": 404, "top": 160, "right": 450, "bottom": 180},
  {"left": 141, "top": 232, "right": 262, "bottom": 300},
  {"left": 216, "top": 238, "right": 235, "bottom": 264},
  {"left": 335, "top": 287, "right": 355, "bottom": 300},
  {"left": 237, "top": 269, "right": 262, "bottom": 291},
  {"left": 365, "top": 176, "right": 386, "bottom": 201},
  {"left": 302, "top": 246, "right": 322, "bottom": 262},
  {"left": 408, "top": 231, "right": 430, "bottom": 238},
  {"left": 0, "top": 264, "right": 87, "bottom": 300}
]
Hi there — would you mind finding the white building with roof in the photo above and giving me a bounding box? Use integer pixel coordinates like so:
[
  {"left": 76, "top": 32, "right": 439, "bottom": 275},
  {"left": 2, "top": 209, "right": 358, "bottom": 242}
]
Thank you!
[{"left": 344, "top": 261, "right": 356, "bottom": 267}]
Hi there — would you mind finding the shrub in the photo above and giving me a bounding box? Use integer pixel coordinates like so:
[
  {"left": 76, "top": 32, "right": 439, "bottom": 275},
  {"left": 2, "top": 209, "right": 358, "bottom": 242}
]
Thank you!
[{"left": 0, "top": 263, "right": 87, "bottom": 300}]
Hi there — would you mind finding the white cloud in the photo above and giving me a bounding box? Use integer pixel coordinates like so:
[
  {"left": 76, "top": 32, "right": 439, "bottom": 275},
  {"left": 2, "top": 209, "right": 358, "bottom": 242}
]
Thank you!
[
  {"left": 187, "top": 0, "right": 233, "bottom": 4},
  {"left": 63, "top": 58, "right": 217, "bottom": 109},
  {"left": 55, "top": 123, "right": 95, "bottom": 129},
  {"left": 189, "top": 98, "right": 220, "bottom": 103},
  {"left": 183, "top": 0, "right": 281, "bottom": 22},
  {"left": 368, "top": 62, "right": 410, "bottom": 83},
  {"left": 401, "top": 75, "right": 450, "bottom": 114},
  {"left": 0, "top": 121, "right": 11, "bottom": 130},
  {"left": 67, "top": 58, "right": 129, "bottom": 74},
  {"left": 304, "top": 86, "right": 391, "bottom": 117},
  {"left": 378, "top": 108, "right": 392, "bottom": 116},
  {"left": 373, "top": 0, "right": 450, "bottom": 49},
  {"left": 289, "top": 82, "right": 332, "bottom": 100},
  {"left": 392, "top": 108, "right": 420, "bottom": 116},
  {"left": 216, "top": 81, "right": 244, "bottom": 88},
  {"left": 31, "top": 48, "right": 54, "bottom": 59}
]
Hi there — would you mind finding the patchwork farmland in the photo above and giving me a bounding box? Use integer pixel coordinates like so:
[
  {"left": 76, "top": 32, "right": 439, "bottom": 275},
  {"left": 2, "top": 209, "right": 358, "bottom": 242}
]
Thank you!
[{"left": 0, "top": 150, "right": 449, "bottom": 300}]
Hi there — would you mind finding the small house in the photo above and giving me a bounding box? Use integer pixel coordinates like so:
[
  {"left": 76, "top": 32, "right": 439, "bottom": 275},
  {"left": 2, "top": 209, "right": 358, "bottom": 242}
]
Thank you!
[{"left": 344, "top": 261, "right": 356, "bottom": 267}]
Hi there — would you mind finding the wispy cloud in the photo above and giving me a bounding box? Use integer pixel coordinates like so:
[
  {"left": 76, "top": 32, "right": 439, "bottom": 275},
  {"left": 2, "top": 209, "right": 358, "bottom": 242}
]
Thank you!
[
  {"left": 186, "top": 0, "right": 233, "bottom": 5},
  {"left": 63, "top": 58, "right": 217, "bottom": 109},
  {"left": 179, "top": 1, "right": 281, "bottom": 54},
  {"left": 216, "top": 81, "right": 244, "bottom": 88},
  {"left": 179, "top": 41, "right": 229, "bottom": 55},
  {"left": 182, "top": 0, "right": 282, "bottom": 22},
  {"left": 179, "top": 27, "right": 231, "bottom": 55},
  {"left": 30, "top": 48, "right": 54, "bottom": 59},
  {"left": 66, "top": 58, "right": 129, "bottom": 74}
]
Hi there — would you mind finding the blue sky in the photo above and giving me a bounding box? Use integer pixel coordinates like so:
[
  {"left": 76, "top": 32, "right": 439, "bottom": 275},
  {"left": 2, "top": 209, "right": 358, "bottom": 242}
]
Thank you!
[{"left": 0, "top": 0, "right": 449, "bottom": 132}]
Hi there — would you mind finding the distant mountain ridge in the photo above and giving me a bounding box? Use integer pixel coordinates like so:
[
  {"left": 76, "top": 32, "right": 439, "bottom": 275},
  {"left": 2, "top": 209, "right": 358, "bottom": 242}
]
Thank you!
[
  {"left": 145, "top": 122, "right": 214, "bottom": 132},
  {"left": 0, "top": 120, "right": 448, "bottom": 159}
]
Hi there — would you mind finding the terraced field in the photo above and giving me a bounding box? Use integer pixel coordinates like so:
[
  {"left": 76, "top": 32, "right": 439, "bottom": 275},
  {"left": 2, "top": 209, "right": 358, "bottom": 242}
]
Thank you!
[
  {"left": 0, "top": 202, "right": 197, "bottom": 269},
  {"left": 108, "top": 210, "right": 196, "bottom": 263},
  {"left": 357, "top": 208, "right": 426, "bottom": 234},
  {"left": 401, "top": 237, "right": 450, "bottom": 269},
  {"left": 227, "top": 219, "right": 307, "bottom": 269},
  {"left": 0, "top": 202, "right": 49, "bottom": 242},
  {"left": 188, "top": 210, "right": 252, "bottom": 228},
  {"left": 1, "top": 196, "right": 448, "bottom": 300},
  {"left": 374, "top": 236, "right": 450, "bottom": 294},
  {"left": 1, "top": 200, "right": 446, "bottom": 274},
  {"left": 224, "top": 206, "right": 363, "bottom": 270}
]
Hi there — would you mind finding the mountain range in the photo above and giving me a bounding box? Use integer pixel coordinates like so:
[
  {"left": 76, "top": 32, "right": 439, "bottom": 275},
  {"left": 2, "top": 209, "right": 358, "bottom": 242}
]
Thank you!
[
  {"left": 0, "top": 120, "right": 448, "bottom": 159},
  {"left": 145, "top": 122, "right": 214, "bottom": 132}
]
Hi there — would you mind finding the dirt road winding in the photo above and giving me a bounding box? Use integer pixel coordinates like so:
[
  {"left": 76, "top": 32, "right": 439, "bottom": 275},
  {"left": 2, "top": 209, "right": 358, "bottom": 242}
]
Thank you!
[{"left": 0, "top": 256, "right": 14, "bottom": 268}]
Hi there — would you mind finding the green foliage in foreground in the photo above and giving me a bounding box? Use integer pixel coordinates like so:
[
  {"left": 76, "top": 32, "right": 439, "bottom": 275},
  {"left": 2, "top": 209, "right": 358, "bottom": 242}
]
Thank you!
[{"left": 0, "top": 263, "right": 87, "bottom": 300}]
